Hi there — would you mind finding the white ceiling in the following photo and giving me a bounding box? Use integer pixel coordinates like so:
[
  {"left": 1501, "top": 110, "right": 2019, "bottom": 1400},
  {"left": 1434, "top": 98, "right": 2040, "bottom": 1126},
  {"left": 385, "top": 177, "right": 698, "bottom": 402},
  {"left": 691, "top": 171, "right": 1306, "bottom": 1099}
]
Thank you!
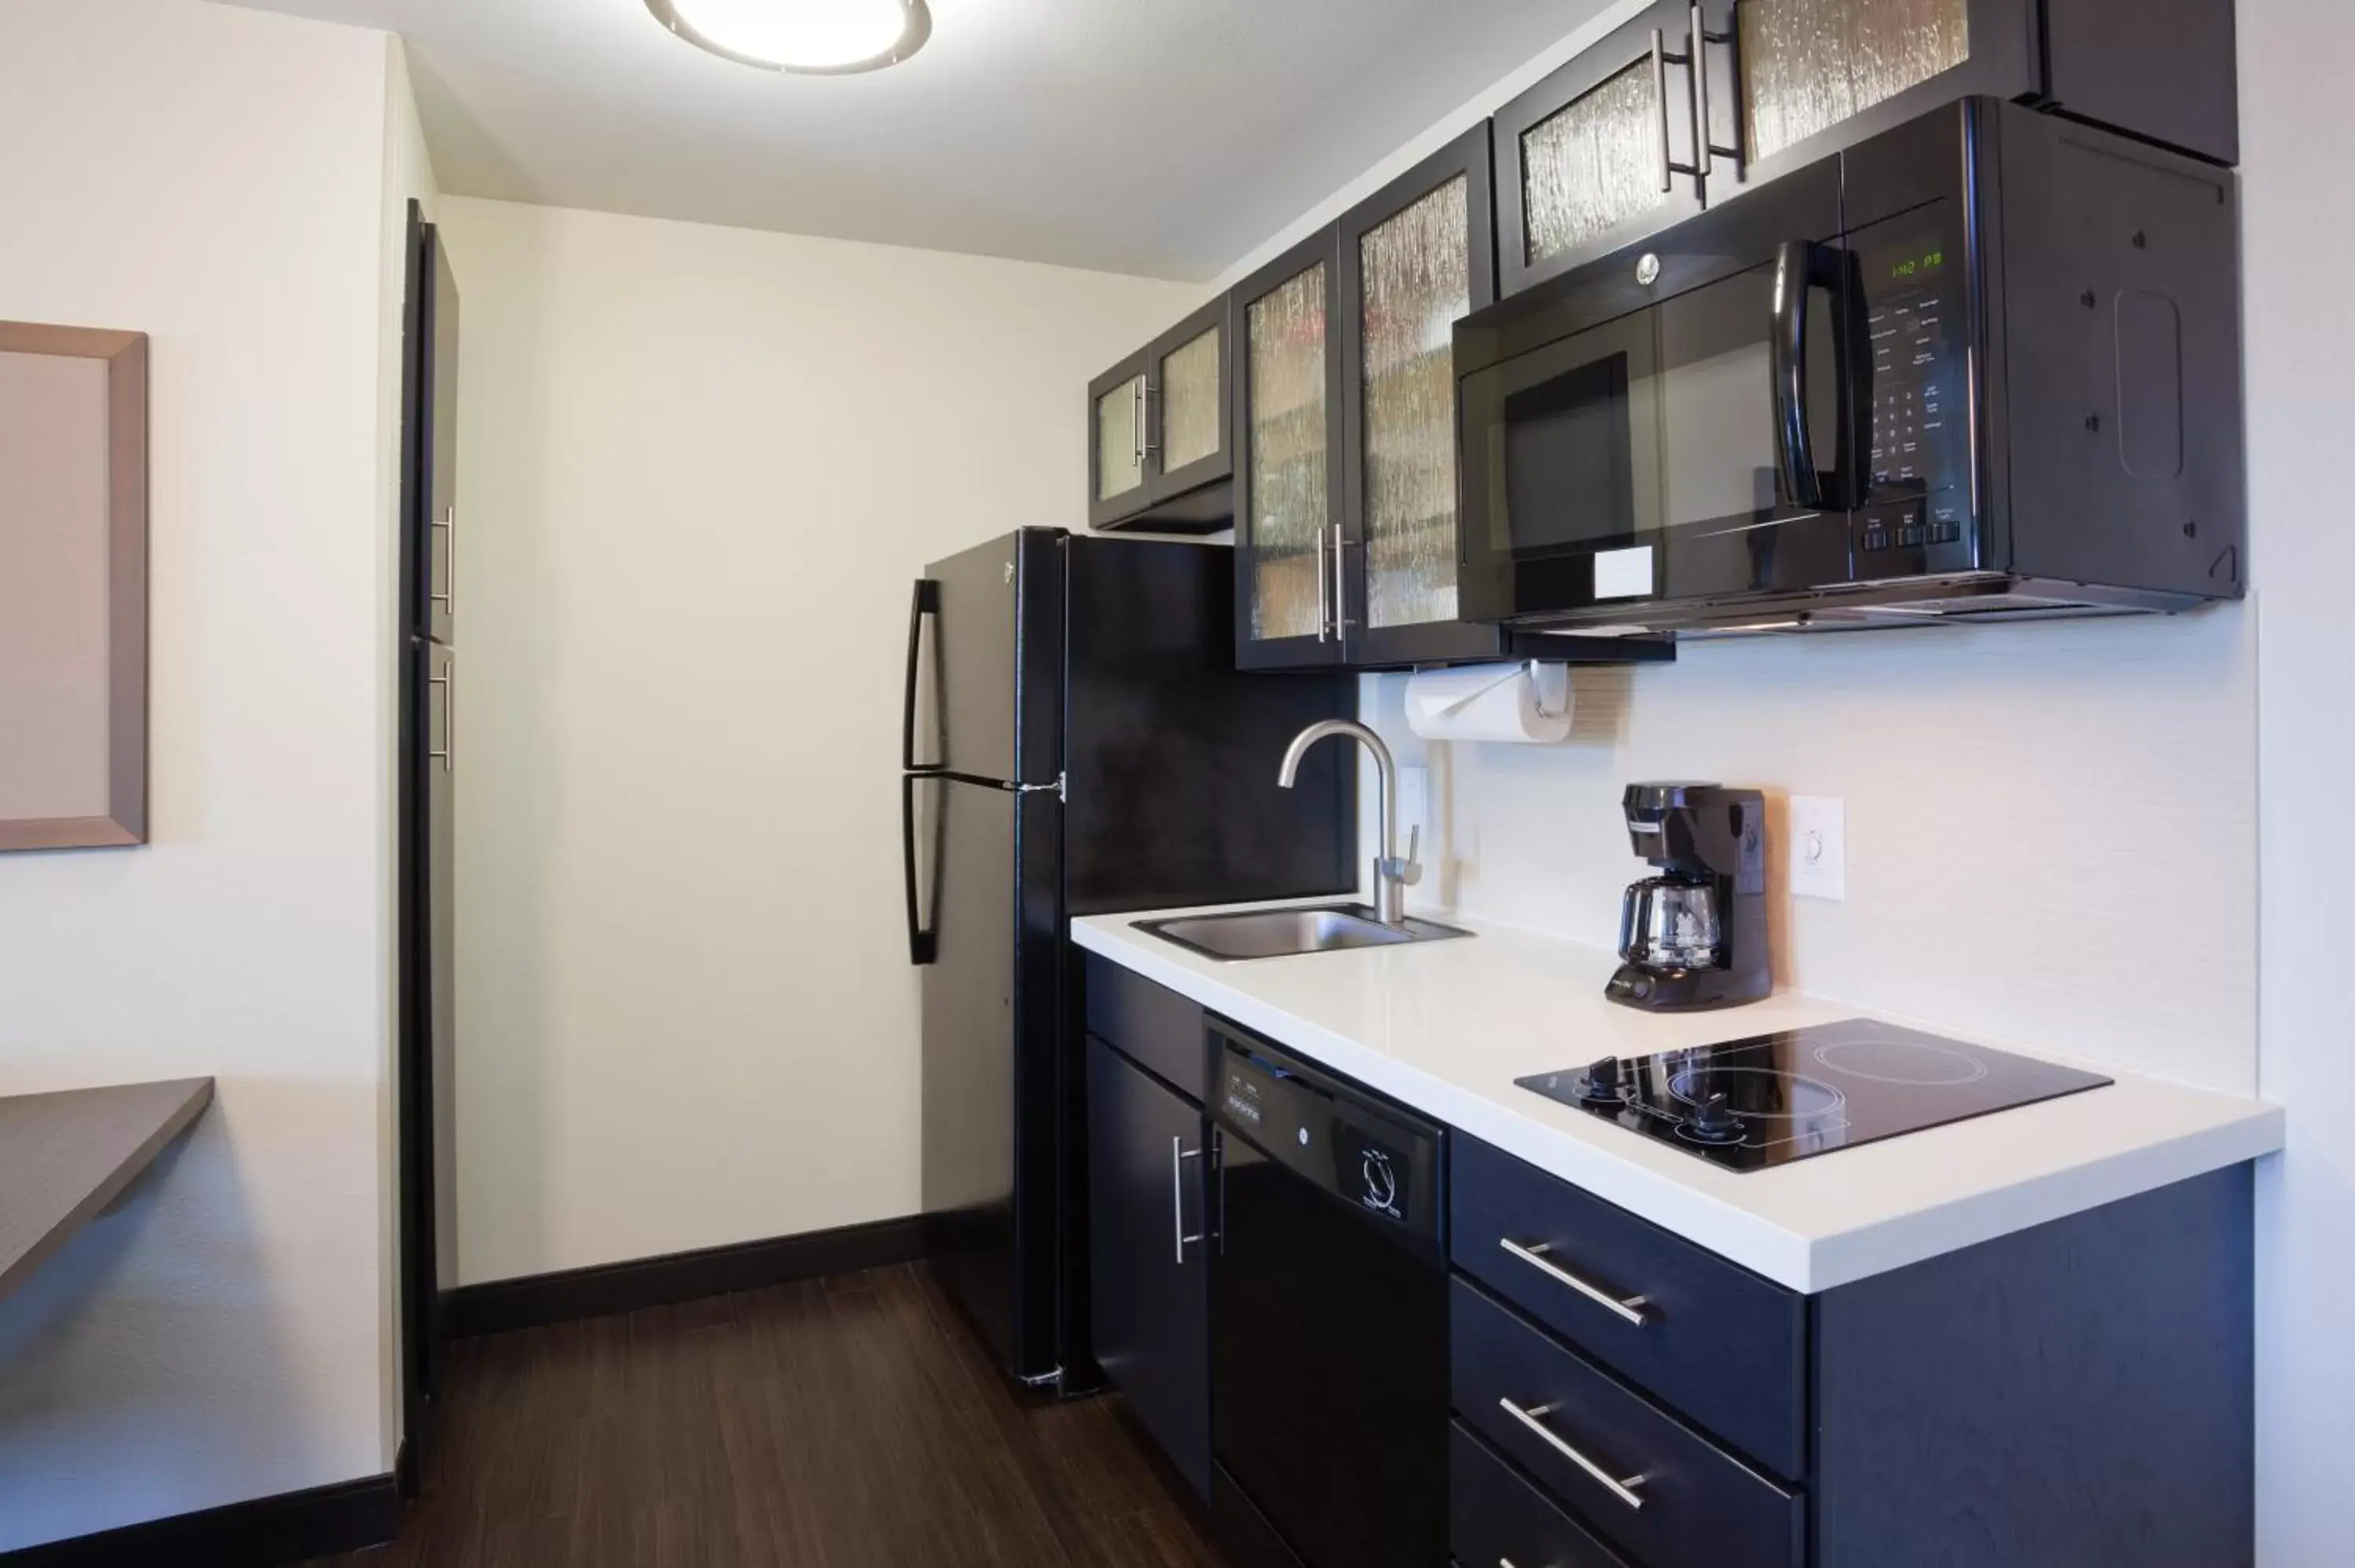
[{"left": 214, "top": 0, "right": 1609, "bottom": 281}]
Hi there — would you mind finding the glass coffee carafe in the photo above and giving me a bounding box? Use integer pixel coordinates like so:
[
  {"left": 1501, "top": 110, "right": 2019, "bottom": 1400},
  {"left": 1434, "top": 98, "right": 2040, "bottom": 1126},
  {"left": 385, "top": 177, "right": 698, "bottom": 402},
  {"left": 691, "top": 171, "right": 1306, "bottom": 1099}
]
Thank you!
[{"left": 1618, "top": 876, "right": 1726, "bottom": 972}]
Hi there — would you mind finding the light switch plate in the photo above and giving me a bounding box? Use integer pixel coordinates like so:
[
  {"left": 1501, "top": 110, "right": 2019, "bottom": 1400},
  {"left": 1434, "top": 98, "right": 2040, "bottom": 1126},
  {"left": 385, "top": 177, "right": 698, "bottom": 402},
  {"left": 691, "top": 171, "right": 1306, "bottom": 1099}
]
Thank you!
[{"left": 1789, "top": 796, "right": 1846, "bottom": 901}]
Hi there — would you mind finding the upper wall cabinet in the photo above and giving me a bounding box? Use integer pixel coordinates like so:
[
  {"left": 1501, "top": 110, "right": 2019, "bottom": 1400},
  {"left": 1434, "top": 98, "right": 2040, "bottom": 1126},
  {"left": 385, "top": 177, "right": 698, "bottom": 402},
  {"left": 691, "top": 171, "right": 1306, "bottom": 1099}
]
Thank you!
[
  {"left": 1496, "top": 1, "right": 1713, "bottom": 299},
  {"left": 1232, "top": 228, "right": 1347, "bottom": 669},
  {"left": 1499, "top": 0, "right": 2239, "bottom": 298},
  {"left": 1089, "top": 296, "right": 1235, "bottom": 534},
  {"left": 1336, "top": 126, "right": 1517, "bottom": 669}
]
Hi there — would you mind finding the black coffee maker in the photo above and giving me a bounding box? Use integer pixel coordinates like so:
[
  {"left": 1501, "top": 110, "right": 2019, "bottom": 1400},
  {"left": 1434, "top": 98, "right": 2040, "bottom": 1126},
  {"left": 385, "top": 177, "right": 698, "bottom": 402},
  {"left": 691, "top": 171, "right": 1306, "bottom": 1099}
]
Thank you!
[{"left": 1605, "top": 782, "right": 1770, "bottom": 1012}]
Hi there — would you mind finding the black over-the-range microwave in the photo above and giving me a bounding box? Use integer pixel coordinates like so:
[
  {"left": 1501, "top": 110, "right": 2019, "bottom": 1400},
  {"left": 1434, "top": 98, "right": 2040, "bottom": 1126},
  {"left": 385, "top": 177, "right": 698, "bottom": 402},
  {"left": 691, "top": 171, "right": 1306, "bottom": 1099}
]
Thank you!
[{"left": 1453, "top": 97, "right": 2245, "bottom": 635}]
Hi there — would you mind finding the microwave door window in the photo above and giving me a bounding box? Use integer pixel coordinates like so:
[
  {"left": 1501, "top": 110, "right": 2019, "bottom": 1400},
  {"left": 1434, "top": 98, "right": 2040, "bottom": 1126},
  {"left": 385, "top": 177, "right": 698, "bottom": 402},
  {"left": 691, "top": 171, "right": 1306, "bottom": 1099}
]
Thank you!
[{"left": 1487, "top": 312, "right": 1667, "bottom": 564}]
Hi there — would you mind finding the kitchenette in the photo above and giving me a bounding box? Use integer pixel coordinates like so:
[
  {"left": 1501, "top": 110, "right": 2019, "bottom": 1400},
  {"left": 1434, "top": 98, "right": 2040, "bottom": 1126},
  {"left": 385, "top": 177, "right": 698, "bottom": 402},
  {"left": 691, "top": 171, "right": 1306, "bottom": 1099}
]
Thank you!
[
  {"left": 7, "top": 0, "right": 2331, "bottom": 1564},
  {"left": 901, "top": 2, "right": 2278, "bottom": 1566}
]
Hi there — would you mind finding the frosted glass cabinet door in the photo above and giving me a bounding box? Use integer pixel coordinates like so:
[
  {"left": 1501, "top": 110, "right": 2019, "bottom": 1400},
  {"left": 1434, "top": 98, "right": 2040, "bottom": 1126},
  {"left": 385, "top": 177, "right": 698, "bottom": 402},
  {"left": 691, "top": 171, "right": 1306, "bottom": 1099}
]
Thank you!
[
  {"left": 1495, "top": 0, "right": 1707, "bottom": 298},
  {"left": 1738, "top": 0, "right": 1970, "bottom": 166},
  {"left": 1147, "top": 293, "right": 1232, "bottom": 512},
  {"left": 1089, "top": 354, "right": 1151, "bottom": 530},
  {"left": 1335, "top": 122, "right": 1510, "bottom": 667},
  {"left": 1233, "top": 229, "right": 1344, "bottom": 669}
]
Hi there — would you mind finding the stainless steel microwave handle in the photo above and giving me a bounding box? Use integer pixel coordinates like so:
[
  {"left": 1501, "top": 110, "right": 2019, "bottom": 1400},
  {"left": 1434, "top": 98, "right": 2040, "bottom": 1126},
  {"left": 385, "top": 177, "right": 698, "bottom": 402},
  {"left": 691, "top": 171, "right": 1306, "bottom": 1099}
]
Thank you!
[
  {"left": 1498, "top": 1397, "right": 1648, "bottom": 1510},
  {"left": 1500, "top": 1238, "right": 1652, "bottom": 1326}
]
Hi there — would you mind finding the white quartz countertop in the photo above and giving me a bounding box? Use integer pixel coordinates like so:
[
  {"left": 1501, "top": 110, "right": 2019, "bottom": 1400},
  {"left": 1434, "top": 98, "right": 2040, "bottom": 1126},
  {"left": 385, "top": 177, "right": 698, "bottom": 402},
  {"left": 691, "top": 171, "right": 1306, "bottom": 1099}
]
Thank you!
[{"left": 1071, "top": 901, "right": 2283, "bottom": 1294}]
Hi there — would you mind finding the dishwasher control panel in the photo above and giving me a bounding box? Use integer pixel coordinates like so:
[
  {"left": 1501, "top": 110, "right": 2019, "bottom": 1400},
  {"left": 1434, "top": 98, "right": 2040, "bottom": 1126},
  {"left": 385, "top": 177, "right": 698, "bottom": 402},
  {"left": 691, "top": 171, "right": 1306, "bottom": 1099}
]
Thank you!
[{"left": 1214, "top": 1027, "right": 1445, "bottom": 1249}]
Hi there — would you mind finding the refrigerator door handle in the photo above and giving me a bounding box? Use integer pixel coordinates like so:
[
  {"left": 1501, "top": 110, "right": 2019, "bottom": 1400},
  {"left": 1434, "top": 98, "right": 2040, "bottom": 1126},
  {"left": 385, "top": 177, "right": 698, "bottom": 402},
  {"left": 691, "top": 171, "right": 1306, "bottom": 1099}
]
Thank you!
[
  {"left": 902, "top": 773, "right": 939, "bottom": 965},
  {"left": 904, "top": 578, "right": 944, "bottom": 774}
]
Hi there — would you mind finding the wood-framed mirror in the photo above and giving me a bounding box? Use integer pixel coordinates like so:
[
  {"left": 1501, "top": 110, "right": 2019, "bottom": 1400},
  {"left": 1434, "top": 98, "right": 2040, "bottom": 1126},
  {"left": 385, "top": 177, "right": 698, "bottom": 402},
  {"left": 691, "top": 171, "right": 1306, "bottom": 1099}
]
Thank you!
[{"left": 0, "top": 322, "right": 148, "bottom": 851}]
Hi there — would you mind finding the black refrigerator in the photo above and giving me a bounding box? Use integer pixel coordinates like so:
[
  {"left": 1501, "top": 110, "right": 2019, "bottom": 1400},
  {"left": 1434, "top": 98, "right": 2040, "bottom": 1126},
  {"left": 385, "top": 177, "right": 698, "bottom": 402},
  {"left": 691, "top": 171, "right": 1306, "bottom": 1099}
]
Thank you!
[
  {"left": 396, "top": 199, "right": 459, "bottom": 1486},
  {"left": 904, "top": 529, "right": 1356, "bottom": 1390}
]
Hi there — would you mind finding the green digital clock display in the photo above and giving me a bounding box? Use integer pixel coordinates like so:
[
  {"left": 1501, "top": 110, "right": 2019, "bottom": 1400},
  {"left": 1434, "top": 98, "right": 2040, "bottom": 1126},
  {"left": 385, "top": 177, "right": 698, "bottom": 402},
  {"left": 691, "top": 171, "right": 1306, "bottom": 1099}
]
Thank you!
[{"left": 1889, "top": 250, "right": 1946, "bottom": 281}]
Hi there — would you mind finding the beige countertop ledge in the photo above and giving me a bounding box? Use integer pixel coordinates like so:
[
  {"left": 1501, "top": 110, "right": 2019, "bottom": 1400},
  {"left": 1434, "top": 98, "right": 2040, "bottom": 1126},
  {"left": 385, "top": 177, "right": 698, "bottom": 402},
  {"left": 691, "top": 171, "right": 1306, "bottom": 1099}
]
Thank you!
[{"left": 1071, "top": 901, "right": 2282, "bottom": 1295}]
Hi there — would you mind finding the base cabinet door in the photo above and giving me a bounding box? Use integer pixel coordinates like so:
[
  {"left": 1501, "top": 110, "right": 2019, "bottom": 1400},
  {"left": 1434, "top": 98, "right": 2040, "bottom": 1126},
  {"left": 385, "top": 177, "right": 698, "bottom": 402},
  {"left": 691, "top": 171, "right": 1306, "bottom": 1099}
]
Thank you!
[{"left": 1086, "top": 1036, "right": 1210, "bottom": 1498}]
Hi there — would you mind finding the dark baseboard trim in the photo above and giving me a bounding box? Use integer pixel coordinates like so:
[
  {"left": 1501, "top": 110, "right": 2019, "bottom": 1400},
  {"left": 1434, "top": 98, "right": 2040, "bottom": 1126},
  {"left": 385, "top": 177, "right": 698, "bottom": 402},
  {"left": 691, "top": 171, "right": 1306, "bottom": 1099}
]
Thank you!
[
  {"left": 0, "top": 1469, "right": 399, "bottom": 1568},
  {"left": 445, "top": 1213, "right": 929, "bottom": 1338}
]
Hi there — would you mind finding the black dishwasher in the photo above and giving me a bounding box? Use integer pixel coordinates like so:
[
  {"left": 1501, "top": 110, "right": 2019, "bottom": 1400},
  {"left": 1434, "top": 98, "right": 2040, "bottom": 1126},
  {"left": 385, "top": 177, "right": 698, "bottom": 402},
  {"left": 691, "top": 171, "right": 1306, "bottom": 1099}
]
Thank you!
[{"left": 1210, "top": 1021, "right": 1448, "bottom": 1568}]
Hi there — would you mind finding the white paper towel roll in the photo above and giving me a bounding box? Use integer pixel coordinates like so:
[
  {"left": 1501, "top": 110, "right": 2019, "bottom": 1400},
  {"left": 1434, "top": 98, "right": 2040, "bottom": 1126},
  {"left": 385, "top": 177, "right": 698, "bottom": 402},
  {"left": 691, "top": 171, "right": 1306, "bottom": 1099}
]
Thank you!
[{"left": 1404, "top": 661, "right": 1574, "bottom": 744}]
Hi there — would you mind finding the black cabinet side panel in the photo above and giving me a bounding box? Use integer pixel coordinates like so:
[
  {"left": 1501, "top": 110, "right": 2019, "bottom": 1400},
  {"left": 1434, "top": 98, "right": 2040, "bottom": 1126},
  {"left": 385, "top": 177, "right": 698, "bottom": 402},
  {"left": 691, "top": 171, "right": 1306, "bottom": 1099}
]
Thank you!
[
  {"left": 1063, "top": 538, "right": 1355, "bottom": 916},
  {"left": 1993, "top": 107, "right": 2245, "bottom": 600},
  {"left": 1813, "top": 1164, "right": 2255, "bottom": 1568},
  {"left": 2043, "top": 0, "right": 2239, "bottom": 165}
]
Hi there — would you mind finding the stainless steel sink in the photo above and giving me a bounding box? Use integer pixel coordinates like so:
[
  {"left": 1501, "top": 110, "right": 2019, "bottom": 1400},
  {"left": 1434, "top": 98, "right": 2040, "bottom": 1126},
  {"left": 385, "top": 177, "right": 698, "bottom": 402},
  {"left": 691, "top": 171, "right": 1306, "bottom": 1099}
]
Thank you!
[{"left": 1135, "top": 904, "right": 1470, "bottom": 962}]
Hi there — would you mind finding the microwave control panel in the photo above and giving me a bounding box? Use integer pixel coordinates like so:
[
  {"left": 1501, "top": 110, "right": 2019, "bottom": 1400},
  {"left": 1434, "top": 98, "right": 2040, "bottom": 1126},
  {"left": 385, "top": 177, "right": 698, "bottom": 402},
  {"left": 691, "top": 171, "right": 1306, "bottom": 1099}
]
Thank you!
[{"left": 1854, "top": 213, "right": 1974, "bottom": 567}]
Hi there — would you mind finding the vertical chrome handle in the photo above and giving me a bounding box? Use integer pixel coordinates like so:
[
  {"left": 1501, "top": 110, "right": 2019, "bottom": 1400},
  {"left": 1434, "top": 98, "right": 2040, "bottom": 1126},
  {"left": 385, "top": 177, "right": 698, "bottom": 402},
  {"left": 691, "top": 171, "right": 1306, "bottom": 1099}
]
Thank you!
[
  {"left": 429, "top": 506, "right": 455, "bottom": 615},
  {"left": 1690, "top": 4, "right": 1743, "bottom": 181},
  {"left": 1314, "top": 526, "right": 1331, "bottom": 643},
  {"left": 1142, "top": 379, "right": 1159, "bottom": 461},
  {"left": 1498, "top": 1398, "right": 1648, "bottom": 1510},
  {"left": 428, "top": 664, "right": 454, "bottom": 773},
  {"left": 1651, "top": 27, "right": 1703, "bottom": 194},
  {"left": 1131, "top": 377, "right": 1146, "bottom": 473},
  {"left": 1171, "top": 1138, "right": 1203, "bottom": 1263},
  {"left": 1330, "top": 523, "right": 1350, "bottom": 633}
]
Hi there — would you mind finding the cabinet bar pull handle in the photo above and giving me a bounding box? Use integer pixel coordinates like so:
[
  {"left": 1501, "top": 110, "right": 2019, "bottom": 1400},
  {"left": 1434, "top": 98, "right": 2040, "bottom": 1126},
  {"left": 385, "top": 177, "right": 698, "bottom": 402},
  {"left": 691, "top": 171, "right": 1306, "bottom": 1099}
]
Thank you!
[
  {"left": 1142, "top": 379, "right": 1159, "bottom": 461},
  {"left": 1171, "top": 1138, "right": 1203, "bottom": 1263},
  {"left": 1330, "top": 523, "right": 1351, "bottom": 633},
  {"left": 429, "top": 506, "right": 455, "bottom": 614},
  {"left": 1499, "top": 1238, "right": 1651, "bottom": 1326},
  {"left": 1498, "top": 1398, "right": 1648, "bottom": 1511},
  {"left": 1650, "top": 27, "right": 1703, "bottom": 193},
  {"left": 1315, "top": 526, "right": 1331, "bottom": 643},
  {"left": 1689, "top": 4, "right": 1743, "bottom": 181},
  {"left": 428, "top": 664, "right": 454, "bottom": 773}
]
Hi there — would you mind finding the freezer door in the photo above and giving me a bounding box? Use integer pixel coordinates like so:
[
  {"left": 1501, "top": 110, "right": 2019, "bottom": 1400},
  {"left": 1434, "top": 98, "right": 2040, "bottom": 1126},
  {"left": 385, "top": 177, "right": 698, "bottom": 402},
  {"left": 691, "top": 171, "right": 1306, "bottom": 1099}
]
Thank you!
[
  {"left": 916, "top": 773, "right": 1063, "bottom": 1382},
  {"left": 918, "top": 530, "right": 1064, "bottom": 786}
]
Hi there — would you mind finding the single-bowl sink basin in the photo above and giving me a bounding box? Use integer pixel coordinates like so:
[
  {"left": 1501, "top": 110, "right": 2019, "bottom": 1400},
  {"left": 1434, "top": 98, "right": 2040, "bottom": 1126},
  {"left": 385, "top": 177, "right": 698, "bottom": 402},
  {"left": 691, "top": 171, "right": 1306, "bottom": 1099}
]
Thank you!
[{"left": 1135, "top": 904, "right": 1470, "bottom": 962}]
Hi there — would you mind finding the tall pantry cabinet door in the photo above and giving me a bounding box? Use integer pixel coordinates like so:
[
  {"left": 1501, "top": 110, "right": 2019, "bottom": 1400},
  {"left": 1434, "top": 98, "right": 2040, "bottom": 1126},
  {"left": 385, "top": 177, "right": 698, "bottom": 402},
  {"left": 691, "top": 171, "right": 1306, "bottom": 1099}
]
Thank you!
[
  {"left": 1088, "top": 349, "right": 1152, "bottom": 531},
  {"left": 1232, "top": 228, "right": 1346, "bottom": 669},
  {"left": 1336, "top": 124, "right": 1508, "bottom": 667},
  {"left": 1495, "top": 0, "right": 1708, "bottom": 298}
]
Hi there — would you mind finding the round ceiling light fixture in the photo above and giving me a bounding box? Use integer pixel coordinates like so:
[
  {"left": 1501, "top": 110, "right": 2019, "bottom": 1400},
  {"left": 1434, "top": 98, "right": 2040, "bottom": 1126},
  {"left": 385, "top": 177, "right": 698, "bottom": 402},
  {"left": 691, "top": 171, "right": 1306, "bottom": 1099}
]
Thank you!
[{"left": 644, "top": 0, "right": 932, "bottom": 75}]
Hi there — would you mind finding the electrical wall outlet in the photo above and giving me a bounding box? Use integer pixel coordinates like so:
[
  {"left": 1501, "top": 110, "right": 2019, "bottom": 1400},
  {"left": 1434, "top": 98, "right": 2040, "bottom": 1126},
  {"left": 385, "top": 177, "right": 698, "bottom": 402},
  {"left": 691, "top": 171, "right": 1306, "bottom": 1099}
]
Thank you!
[{"left": 1789, "top": 796, "right": 1846, "bottom": 901}]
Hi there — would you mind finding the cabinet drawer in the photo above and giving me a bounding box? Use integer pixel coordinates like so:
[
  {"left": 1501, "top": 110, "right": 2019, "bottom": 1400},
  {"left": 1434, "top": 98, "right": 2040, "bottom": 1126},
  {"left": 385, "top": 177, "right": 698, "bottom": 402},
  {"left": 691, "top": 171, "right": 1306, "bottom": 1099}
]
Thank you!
[
  {"left": 1084, "top": 954, "right": 1208, "bottom": 1102},
  {"left": 1452, "top": 1420, "right": 1631, "bottom": 1568},
  {"left": 1452, "top": 1136, "right": 1806, "bottom": 1479},
  {"left": 1453, "top": 1277, "right": 1803, "bottom": 1568}
]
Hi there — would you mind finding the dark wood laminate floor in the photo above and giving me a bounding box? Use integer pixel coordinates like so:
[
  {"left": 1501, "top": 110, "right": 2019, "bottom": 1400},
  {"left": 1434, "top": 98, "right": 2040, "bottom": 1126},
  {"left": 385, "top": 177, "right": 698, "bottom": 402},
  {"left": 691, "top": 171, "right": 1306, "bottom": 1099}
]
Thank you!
[{"left": 309, "top": 1263, "right": 1231, "bottom": 1568}]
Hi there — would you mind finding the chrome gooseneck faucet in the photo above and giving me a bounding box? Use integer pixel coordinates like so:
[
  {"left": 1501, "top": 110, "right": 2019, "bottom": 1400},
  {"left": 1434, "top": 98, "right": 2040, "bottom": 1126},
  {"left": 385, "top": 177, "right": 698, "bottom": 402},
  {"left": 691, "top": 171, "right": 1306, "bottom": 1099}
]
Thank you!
[{"left": 1277, "top": 719, "right": 1421, "bottom": 926}]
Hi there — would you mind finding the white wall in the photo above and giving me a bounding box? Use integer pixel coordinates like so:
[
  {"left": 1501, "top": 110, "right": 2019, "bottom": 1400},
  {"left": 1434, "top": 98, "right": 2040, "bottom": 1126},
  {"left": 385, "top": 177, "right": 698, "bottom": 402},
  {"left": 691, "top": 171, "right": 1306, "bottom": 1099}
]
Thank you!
[
  {"left": 2244, "top": 3, "right": 2355, "bottom": 1560},
  {"left": 0, "top": 0, "right": 408, "bottom": 1550},
  {"left": 1366, "top": 613, "right": 2258, "bottom": 1095},
  {"left": 435, "top": 198, "right": 1196, "bottom": 1284}
]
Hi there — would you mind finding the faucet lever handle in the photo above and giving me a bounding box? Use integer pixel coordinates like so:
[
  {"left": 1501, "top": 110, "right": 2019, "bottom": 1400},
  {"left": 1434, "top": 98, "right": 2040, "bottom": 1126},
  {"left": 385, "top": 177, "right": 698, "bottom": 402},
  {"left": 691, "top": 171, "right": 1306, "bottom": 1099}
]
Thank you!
[{"left": 1382, "top": 825, "right": 1424, "bottom": 888}]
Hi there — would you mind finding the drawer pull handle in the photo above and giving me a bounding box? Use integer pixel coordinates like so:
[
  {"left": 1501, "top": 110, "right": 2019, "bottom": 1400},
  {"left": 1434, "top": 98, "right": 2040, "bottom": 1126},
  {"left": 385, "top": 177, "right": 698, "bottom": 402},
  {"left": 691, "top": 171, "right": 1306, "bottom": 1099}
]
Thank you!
[
  {"left": 1499, "top": 1238, "right": 1651, "bottom": 1326},
  {"left": 1498, "top": 1397, "right": 1648, "bottom": 1511}
]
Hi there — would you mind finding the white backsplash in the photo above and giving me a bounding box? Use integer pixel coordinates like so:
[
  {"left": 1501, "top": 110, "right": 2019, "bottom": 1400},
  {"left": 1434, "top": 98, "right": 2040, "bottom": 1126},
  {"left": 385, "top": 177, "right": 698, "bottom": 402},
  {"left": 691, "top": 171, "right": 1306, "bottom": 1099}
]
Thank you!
[{"left": 1366, "top": 605, "right": 2258, "bottom": 1096}]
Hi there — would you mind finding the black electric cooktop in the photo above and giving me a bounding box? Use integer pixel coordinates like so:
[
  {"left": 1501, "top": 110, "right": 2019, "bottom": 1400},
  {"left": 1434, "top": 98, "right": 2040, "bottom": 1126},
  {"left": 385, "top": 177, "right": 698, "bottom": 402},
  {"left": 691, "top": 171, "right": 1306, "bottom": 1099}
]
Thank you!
[{"left": 1517, "top": 1018, "right": 2114, "bottom": 1172}]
